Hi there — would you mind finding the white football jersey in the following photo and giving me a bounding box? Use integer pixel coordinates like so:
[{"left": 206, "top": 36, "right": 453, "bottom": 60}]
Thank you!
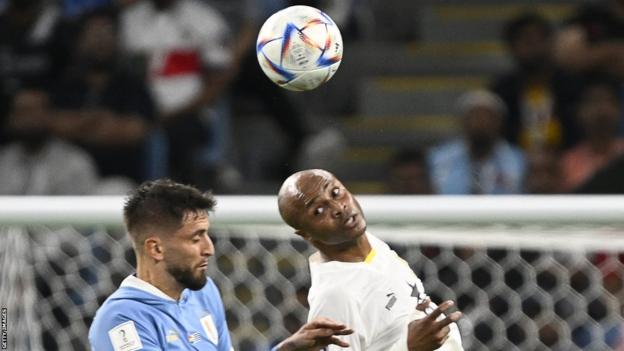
[{"left": 307, "top": 233, "right": 463, "bottom": 351}]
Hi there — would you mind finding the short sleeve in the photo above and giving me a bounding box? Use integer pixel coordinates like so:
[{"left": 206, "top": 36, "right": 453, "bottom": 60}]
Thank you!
[{"left": 89, "top": 314, "right": 162, "bottom": 351}]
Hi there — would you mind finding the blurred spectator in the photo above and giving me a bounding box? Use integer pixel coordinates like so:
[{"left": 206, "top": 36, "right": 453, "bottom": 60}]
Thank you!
[
  {"left": 491, "top": 12, "right": 582, "bottom": 151},
  {"left": 428, "top": 90, "right": 526, "bottom": 195},
  {"left": 52, "top": 8, "right": 155, "bottom": 183},
  {"left": 576, "top": 153, "right": 624, "bottom": 193},
  {"left": 561, "top": 76, "right": 624, "bottom": 192},
  {"left": 61, "top": 0, "right": 111, "bottom": 18},
  {"left": 0, "top": 88, "right": 98, "bottom": 195},
  {"left": 120, "top": 0, "right": 235, "bottom": 185},
  {"left": 524, "top": 147, "right": 562, "bottom": 194},
  {"left": 555, "top": 0, "right": 624, "bottom": 78},
  {"left": 0, "top": 0, "right": 71, "bottom": 143},
  {"left": 386, "top": 148, "right": 432, "bottom": 194}
]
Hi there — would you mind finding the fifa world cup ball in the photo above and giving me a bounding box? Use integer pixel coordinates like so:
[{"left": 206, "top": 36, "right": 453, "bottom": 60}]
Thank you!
[{"left": 256, "top": 5, "right": 343, "bottom": 91}]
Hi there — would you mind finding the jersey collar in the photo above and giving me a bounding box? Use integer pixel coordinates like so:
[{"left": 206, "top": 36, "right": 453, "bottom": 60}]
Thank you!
[{"left": 120, "top": 274, "right": 177, "bottom": 302}]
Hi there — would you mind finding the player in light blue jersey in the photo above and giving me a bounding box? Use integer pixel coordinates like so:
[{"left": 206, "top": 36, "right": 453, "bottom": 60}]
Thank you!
[{"left": 89, "top": 179, "right": 352, "bottom": 351}]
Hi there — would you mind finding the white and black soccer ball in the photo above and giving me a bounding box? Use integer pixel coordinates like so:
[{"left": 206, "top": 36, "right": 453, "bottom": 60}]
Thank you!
[{"left": 256, "top": 5, "right": 343, "bottom": 91}]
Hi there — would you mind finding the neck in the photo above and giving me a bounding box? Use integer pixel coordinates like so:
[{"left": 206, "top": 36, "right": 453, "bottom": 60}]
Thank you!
[
  {"left": 136, "top": 255, "right": 184, "bottom": 300},
  {"left": 469, "top": 142, "right": 495, "bottom": 161},
  {"left": 314, "top": 233, "right": 372, "bottom": 262}
]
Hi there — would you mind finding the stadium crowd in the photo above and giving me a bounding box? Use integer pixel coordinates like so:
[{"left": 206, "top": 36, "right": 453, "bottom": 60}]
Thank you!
[{"left": 2, "top": 0, "right": 624, "bottom": 196}]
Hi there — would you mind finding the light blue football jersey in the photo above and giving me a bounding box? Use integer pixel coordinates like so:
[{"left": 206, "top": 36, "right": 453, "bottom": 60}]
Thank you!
[{"left": 89, "top": 275, "right": 233, "bottom": 351}]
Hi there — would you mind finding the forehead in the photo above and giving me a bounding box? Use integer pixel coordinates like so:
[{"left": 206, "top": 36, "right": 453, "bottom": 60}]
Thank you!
[
  {"left": 283, "top": 171, "right": 342, "bottom": 207},
  {"left": 298, "top": 171, "right": 340, "bottom": 194},
  {"left": 179, "top": 210, "right": 210, "bottom": 229}
]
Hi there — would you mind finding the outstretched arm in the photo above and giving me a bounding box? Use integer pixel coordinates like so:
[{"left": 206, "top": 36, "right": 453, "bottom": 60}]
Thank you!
[{"left": 273, "top": 317, "right": 354, "bottom": 351}]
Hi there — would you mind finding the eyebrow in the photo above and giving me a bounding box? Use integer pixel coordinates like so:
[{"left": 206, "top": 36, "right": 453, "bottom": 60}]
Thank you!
[
  {"left": 304, "top": 196, "right": 318, "bottom": 208},
  {"left": 303, "top": 182, "right": 333, "bottom": 208},
  {"left": 189, "top": 228, "right": 207, "bottom": 237}
]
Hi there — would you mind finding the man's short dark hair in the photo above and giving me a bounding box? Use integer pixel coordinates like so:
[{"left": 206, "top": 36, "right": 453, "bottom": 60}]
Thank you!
[
  {"left": 123, "top": 179, "right": 216, "bottom": 243},
  {"left": 503, "top": 12, "right": 553, "bottom": 45}
]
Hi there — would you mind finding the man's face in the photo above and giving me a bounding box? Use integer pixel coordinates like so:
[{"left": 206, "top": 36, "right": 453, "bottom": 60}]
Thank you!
[
  {"left": 463, "top": 106, "right": 502, "bottom": 150},
  {"left": 9, "top": 90, "right": 52, "bottom": 146},
  {"left": 163, "top": 211, "right": 214, "bottom": 291},
  {"left": 579, "top": 85, "right": 621, "bottom": 136},
  {"left": 285, "top": 171, "right": 367, "bottom": 245},
  {"left": 77, "top": 16, "right": 117, "bottom": 67},
  {"left": 510, "top": 23, "right": 551, "bottom": 72}
]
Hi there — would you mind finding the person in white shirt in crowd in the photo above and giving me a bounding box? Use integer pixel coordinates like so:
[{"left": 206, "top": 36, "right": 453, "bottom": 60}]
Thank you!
[{"left": 120, "top": 0, "right": 234, "bottom": 185}]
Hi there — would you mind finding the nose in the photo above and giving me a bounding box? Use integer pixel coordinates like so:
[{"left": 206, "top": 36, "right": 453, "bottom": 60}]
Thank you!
[
  {"left": 202, "top": 235, "right": 215, "bottom": 257},
  {"left": 331, "top": 200, "right": 349, "bottom": 218}
]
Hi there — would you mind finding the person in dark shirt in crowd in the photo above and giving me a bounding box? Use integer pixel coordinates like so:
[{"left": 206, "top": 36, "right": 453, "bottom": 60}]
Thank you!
[
  {"left": 491, "top": 12, "right": 582, "bottom": 152},
  {"left": 561, "top": 75, "right": 624, "bottom": 192},
  {"left": 53, "top": 8, "right": 156, "bottom": 183},
  {"left": 0, "top": 0, "right": 71, "bottom": 144},
  {"left": 386, "top": 148, "right": 432, "bottom": 194},
  {"left": 523, "top": 148, "right": 563, "bottom": 194},
  {"left": 0, "top": 88, "right": 98, "bottom": 195}
]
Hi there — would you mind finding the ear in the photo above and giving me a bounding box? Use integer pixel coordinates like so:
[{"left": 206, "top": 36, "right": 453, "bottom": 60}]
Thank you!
[
  {"left": 294, "top": 229, "right": 310, "bottom": 241},
  {"left": 144, "top": 236, "right": 165, "bottom": 261}
]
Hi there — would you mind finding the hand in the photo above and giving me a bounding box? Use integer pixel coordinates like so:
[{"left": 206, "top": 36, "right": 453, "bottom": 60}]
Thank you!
[
  {"left": 407, "top": 299, "right": 462, "bottom": 351},
  {"left": 275, "top": 317, "right": 354, "bottom": 351}
]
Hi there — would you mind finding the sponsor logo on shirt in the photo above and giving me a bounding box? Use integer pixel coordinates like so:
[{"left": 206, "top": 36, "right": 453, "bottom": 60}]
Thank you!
[
  {"left": 166, "top": 330, "right": 179, "bottom": 343},
  {"left": 108, "top": 321, "right": 143, "bottom": 351},
  {"left": 385, "top": 291, "right": 397, "bottom": 311}
]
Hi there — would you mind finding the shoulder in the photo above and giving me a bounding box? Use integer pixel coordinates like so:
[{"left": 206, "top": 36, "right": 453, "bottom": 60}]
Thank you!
[
  {"left": 495, "top": 141, "right": 526, "bottom": 164},
  {"left": 308, "top": 283, "right": 360, "bottom": 320},
  {"left": 89, "top": 305, "right": 159, "bottom": 351},
  {"left": 90, "top": 298, "right": 152, "bottom": 338},
  {"left": 49, "top": 140, "right": 95, "bottom": 166},
  {"left": 429, "top": 139, "right": 465, "bottom": 163}
]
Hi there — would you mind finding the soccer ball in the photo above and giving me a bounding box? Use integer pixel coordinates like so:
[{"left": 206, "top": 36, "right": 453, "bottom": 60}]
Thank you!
[{"left": 256, "top": 5, "right": 343, "bottom": 91}]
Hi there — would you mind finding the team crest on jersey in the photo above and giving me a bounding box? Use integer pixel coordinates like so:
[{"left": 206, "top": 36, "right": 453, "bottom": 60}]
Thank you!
[
  {"left": 200, "top": 314, "right": 219, "bottom": 345},
  {"left": 188, "top": 331, "right": 202, "bottom": 344}
]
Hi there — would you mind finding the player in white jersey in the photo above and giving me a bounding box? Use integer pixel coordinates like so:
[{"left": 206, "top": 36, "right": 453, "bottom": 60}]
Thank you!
[{"left": 278, "top": 169, "right": 464, "bottom": 351}]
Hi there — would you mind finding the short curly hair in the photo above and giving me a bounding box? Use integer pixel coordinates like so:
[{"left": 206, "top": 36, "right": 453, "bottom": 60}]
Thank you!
[{"left": 123, "top": 179, "right": 216, "bottom": 245}]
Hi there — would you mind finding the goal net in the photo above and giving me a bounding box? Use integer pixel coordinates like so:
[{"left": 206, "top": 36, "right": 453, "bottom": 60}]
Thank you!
[{"left": 1, "top": 196, "right": 623, "bottom": 350}]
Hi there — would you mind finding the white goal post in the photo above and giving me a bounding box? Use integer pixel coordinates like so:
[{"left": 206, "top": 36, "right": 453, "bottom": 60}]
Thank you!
[{"left": 1, "top": 195, "right": 623, "bottom": 351}]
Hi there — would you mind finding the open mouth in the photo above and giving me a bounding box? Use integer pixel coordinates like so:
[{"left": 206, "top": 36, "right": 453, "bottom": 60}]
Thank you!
[{"left": 344, "top": 213, "right": 358, "bottom": 227}]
